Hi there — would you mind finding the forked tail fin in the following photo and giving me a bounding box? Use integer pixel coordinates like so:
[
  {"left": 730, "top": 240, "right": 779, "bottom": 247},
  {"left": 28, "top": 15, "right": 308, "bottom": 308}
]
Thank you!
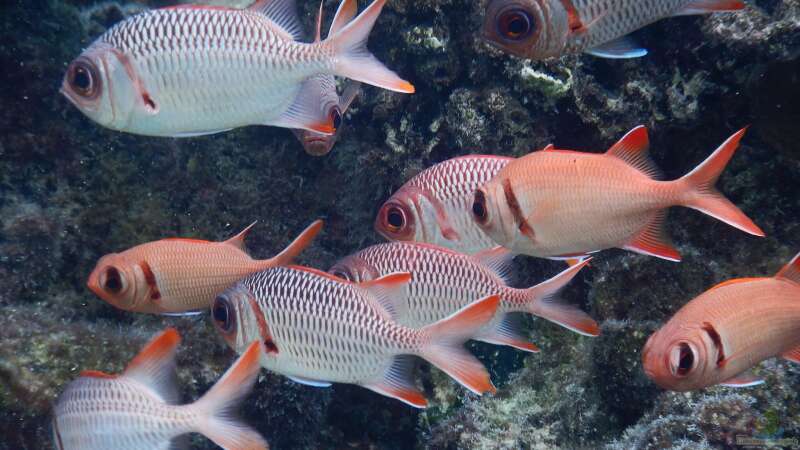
[
  {"left": 192, "top": 342, "right": 268, "bottom": 450},
  {"left": 678, "top": 128, "right": 764, "bottom": 237},
  {"left": 524, "top": 259, "right": 600, "bottom": 336},
  {"left": 418, "top": 295, "right": 499, "bottom": 395},
  {"left": 327, "top": 0, "right": 414, "bottom": 93}
]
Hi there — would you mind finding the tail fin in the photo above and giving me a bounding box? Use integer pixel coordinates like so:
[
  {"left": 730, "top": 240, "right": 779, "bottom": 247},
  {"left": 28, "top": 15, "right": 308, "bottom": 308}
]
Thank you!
[
  {"left": 418, "top": 295, "right": 499, "bottom": 395},
  {"left": 192, "top": 342, "right": 268, "bottom": 450},
  {"left": 525, "top": 259, "right": 600, "bottom": 337},
  {"left": 328, "top": 0, "right": 414, "bottom": 93},
  {"left": 678, "top": 128, "right": 764, "bottom": 237},
  {"left": 260, "top": 220, "right": 323, "bottom": 269}
]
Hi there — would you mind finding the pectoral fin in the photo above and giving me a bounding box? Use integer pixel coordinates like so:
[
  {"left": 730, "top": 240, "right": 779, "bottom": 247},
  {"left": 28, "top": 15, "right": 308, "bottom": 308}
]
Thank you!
[{"left": 288, "top": 375, "right": 332, "bottom": 387}]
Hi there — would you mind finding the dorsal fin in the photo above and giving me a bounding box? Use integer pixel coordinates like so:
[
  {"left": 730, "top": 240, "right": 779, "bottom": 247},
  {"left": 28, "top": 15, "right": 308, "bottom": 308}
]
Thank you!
[
  {"left": 542, "top": 144, "right": 555, "bottom": 151},
  {"left": 358, "top": 272, "right": 411, "bottom": 321},
  {"left": 473, "top": 246, "right": 515, "bottom": 285},
  {"left": 223, "top": 221, "right": 257, "bottom": 252},
  {"left": 261, "top": 220, "right": 323, "bottom": 268},
  {"left": 329, "top": 0, "right": 358, "bottom": 38},
  {"left": 314, "top": 1, "right": 324, "bottom": 42},
  {"left": 606, "top": 126, "right": 663, "bottom": 179},
  {"left": 122, "top": 328, "right": 181, "bottom": 404},
  {"left": 248, "top": 0, "right": 304, "bottom": 41},
  {"left": 775, "top": 252, "right": 800, "bottom": 285}
]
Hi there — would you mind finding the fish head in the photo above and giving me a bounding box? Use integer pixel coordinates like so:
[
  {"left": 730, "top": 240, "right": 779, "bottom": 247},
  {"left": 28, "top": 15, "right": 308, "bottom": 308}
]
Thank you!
[
  {"left": 87, "top": 253, "right": 144, "bottom": 312},
  {"left": 212, "top": 283, "right": 277, "bottom": 359},
  {"left": 641, "top": 324, "right": 717, "bottom": 391},
  {"left": 471, "top": 180, "right": 515, "bottom": 249},
  {"left": 329, "top": 253, "right": 380, "bottom": 283},
  {"left": 292, "top": 76, "right": 360, "bottom": 156},
  {"left": 482, "top": 0, "right": 569, "bottom": 59},
  {"left": 375, "top": 190, "right": 421, "bottom": 243}
]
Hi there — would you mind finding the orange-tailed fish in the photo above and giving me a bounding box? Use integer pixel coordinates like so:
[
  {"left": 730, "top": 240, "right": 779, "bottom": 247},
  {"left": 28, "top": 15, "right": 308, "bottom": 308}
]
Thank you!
[
  {"left": 375, "top": 155, "right": 513, "bottom": 255},
  {"left": 292, "top": 0, "right": 361, "bottom": 156},
  {"left": 52, "top": 328, "right": 267, "bottom": 450},
  {"left": 642, "top": 252, "right": 800, "bottom": 391},
  {"left": 482, "top": 0, "right": 744, "bottom": 59},
  {"left": 212, "top": 265, "right": 499, "bottom": 407},
  {"left": 472, "top": 126, "right": 764, "bottom": 262},
  {"left": 329, "top": 242, "right": 599, "bottom": 352},
  {"left": 60, "top": 0, "right": 412, "bottom": 137},
  {"left": 87, "top": 220, "right": 322, "bottom": 314}
]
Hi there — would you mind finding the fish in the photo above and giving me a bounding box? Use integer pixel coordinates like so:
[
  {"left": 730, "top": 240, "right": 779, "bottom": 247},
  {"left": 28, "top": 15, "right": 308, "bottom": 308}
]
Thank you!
[
  {"left": 641, "top": 252, "right": 800, "bottom": 391},
  {"left": 87, "top": 220, "right": 322, "bottom": 314},
  {"left": 375, "top": 155, "right": 513, "bottom": 255},
  {"left": 212, "top": 265, "right": 499, "bottom": 407},
  {"left": 328, "top": 242, "right": 600, "bottom": 353},
  {"left": 51, "top": 328, "right": 267, "bottom": 450},
  {"left": 481, "top": 0, "right": 744, "bottom": 60},
  {"left": 472, "top": 126, "right": 764, "bottom": 261},
  {"left": 60, "top": 0, "right": 413, "bottom": 137}
]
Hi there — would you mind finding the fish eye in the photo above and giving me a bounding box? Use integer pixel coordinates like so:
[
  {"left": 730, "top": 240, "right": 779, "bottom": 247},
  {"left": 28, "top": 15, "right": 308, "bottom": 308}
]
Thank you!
[
  {"left": 68, "top": 58, "right": 101, "bottom": 99},
  {"left": 386, "top": 206, "right": 406, "bottom": 233},
  {"left": 472, "top": 190, "right": 489, "bottom": 224},
  {"left": 103, "top": 267, "right": 123, "bottom": 294},
  {"left": 497, "top": 8, "right": 533, "bottom": 40},
  {"left": 212, "top": 295, "right": 234, "bottom": 333},
  {"left": 330, "top": 106, "right": 342, "bottom": 130},
  {"left": 670, "top": 342, "right": 695, "bottom": 377}
]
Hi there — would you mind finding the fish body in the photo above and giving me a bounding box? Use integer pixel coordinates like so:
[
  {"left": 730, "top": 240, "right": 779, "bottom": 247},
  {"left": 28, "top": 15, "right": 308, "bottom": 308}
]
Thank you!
[
  {"left": 375, "top": 155, "right": 513, "bottom": 254},
  {"left": 52, "top": 328, "right": 267, "bottom": 450},
  {"left": 482, "top": 0, "right": 744, "bottom": 60},
  {"left": 472, "top": 127, "right": 764, "bottom": 261},
  {"left": 329, "top": 242, "right": 599, "bottom": 352},
  {"left": 642, "top": 253, "right": 800, "bottom": 391},
  {"left": 87, "top": 220, "right": 321, "bottom": 314},
  {"left": 61, "top": 0, "right": 412, "bottom": 137},
  {"left": 212, "top": 265, "right": 498, "bottom": 407}
]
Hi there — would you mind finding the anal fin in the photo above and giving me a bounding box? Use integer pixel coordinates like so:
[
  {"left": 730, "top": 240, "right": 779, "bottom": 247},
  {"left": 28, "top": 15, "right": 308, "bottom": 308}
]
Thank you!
[
  {"left": 781, "top": 345, "right": 800, "bottom": 364},
  {"left": 720, "top": 370, "right": 764, "bottom": 388},
  {"left": 475, "top": 313, "right": 540, "bottom": 353},
  {"left": 288, "top": 375, "right": 332, "bottom": 387},
  {"left": 623, "top": 211, "right": 681, "bottom": 262},
  {"left": 586, "top": 35, "right": 648, "bottom": 59},
  {"left": 674, "top": 0, "right": 745, "bottom": 15},
  {"left": 362, "top": 355, "right": 427, "bottom": 408},
  {"left": 270, "top": 80, "right": 336, "bottom": 134}
]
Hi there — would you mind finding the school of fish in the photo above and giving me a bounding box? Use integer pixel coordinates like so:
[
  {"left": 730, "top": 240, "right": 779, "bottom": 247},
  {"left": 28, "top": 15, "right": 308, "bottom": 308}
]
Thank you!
[{"left": 51, "top": 0, "right": 798, "bottom": 448}]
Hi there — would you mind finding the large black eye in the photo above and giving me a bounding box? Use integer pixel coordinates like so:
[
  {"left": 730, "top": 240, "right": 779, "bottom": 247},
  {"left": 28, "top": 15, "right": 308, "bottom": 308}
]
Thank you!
[
  {"left": 497, "top": 9, "right": 533, "bottom": 41},
  {"left": 330, "top": 106, "right": 342, "bottom": 130},
  {"left": 68, "top": 58, "right": 101, "bottom": 99},
  {"left": 472, "top": 190, "right": 488, "bottom": 224},
  {"left": 676, "top": 343, "right": 694, "bottom": 376},
  {"left": 213, "top": 295, "right": 233, "bottom": 332},
  {"left": 103, "top": 267, "right": 122, "bottom": 294},
  {"left": 386, "top": 207, "right": 405, "bottom": 232}
]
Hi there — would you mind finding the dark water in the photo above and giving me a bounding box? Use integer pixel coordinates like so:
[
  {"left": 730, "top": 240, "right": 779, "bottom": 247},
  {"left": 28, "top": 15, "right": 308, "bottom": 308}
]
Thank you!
[{"left": 1, "top": 0, "right": 799, "bottom": 449}]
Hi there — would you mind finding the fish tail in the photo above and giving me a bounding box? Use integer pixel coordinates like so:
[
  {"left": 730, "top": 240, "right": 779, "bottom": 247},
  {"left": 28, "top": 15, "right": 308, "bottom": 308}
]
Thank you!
[
  {"left": 418, "top": 295, "right": 499, "bottom": 395},
  {"left": 191, "top": 342, "right": 268, "bottom": 450},
  {"left": 677, "top": 128, "right": 765, "bottom": 237},
  {"left": 524, "top": 259, "right": 600, "bottom": 337},
  {"left": 328, "top": 0, "right": 414, "bottom": 93},
  {"left": 258, "top": 220, "right": 323, "bottom": 269}
]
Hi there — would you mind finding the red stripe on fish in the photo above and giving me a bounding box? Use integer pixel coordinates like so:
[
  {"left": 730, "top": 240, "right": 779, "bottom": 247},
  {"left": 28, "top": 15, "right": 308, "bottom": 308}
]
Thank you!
[
  {"left": 246, "top": 294, "right": 278, "bottom": 355},
  {"left": 139, "top": 261, "right": 161, "bottom": 301},
  {"left": 502, "top": 178, "right": 534, "bottom": 240}
]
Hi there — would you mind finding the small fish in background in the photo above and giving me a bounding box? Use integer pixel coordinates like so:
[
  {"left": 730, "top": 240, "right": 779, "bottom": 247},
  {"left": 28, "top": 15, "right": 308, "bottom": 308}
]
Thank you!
[
  {"left": 482, "top": 0, "right": 744, "bottom": 60},
  {"left": 60, "top": 0, "right": 413, "bottom": 137},
  {"left": 328, "top": 242, "right": 599, "bottom": 352},
  {"left": 52, "top": 328, "right": 267, "bottom": 450},
  {"left": 472, "top": 126, "right": 764, "bottom": 261},
  {"left": 642, "top": 252, "right": 800, "bottom": 391},
  {"left": 87, "top": 220, "right": 322, "bottom": 314},
  {"left": 212, "top": 265, "right": 499, "bottom": 407},
  {"left": 375, "top": 155, "right": 513, "bottom": 255}
]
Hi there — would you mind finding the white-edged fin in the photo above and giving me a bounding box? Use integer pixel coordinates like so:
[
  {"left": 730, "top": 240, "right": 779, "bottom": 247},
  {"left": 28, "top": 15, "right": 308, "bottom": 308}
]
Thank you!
[
  {"left": 720, "top": 370, "right": 764, "bottom": 388},
  {"left": 270, "top": 80, "right": 335, "bottom": 134},
  {"left": 249, "top": 0, "right": 304, "bottom": 41},
  {"left": 340, "top": 81, "right": 362, "bottom": 112},
  {"left": 192, "top": 342, "right": 268, "bottom": 450},
  {"left": 169, "top": 128, "right": 232, "bottom": 138},
  {"left": 586, "top": 36, "right": 648, "bottom": 59},
  {"left": 673, "top": 0, "right": 745, "bottom": 16},
  {"left": 161, "top": 311, "right": 205, "bottom": 317},
  {"left": 122, "top": 328, "right": 181, "bottom": 404},
  {"left": 329, "top": 0, "right": 415, "bottom": 93},
  {"left": 418, "top": 295, "right": 499, "bottom": 395},
  {"left": 775, "top": 252, "right": 800, "bottom": 284},
  {"left": 363, "top": 355, "right": 427, "bottom": 408},
  {"left": 329, "top": 0, "right": 358, "bottom": 37},
  {"left": 224, "top": 221, "right": 257, "bottom": 252},
  {"left": 606, "top": 125, "right": 663, "bottom": 179},
  {"left": 288, "top": 375, "right": 332, "bottom": 387},
  {"left": 526, "top": 259, "right": 600, "bottom": 337},
  {"left": 473, "top": 246, "right": 515, "bottom": 285},
  {"left": 623, "top": 210, "right": 681, "bottom": 262},
  {"left": 474, "top": 313, "right": 539, "bottom": 353},
  {"left": 357, "top": 272, "right": 411, "bottom": 321}
]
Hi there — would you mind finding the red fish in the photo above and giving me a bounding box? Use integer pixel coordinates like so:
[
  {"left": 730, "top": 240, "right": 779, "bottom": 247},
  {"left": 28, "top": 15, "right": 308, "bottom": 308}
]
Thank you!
[
  {"left": 472, "top": 127, "right": 764, "bottom": 262},
  {"left": 642, "top": 253, "right": 800, "bottom": 391}
]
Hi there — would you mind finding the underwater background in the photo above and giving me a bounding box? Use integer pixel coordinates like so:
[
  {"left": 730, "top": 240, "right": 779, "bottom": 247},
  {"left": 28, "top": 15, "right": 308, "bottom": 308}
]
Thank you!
[{"left": 1, "top": 0, "right": 799, "bottom": 448}]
